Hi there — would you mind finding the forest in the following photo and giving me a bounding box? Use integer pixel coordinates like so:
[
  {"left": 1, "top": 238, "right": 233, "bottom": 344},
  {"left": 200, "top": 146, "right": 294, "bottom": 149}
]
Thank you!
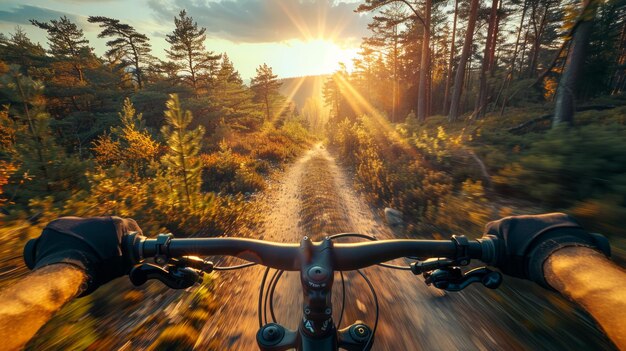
[
  {"left": 0, "top": 9, "right": 313, "bottom": 349},
  {"left": 322, "top": 0, "right": 626, "bottom": 243},
  {"left": 0, "top": 0, "right": 625, "bottom": 349},
  {"left": 0, "top": 9, "right": 313, "bottom": 237}
]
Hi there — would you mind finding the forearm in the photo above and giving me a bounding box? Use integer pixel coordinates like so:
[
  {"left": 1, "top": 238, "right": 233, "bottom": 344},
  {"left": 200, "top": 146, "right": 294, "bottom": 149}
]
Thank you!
[
  {"left": 0, "top": 264, "right": 86, "bottom": 350},
  {"left": 545, "top": 246, "right": 626, "bottom": 350}
]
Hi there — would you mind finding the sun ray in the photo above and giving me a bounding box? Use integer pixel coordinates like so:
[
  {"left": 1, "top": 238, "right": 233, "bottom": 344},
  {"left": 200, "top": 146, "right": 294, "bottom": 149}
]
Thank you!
[
  {"left": 332, "top": 73, "right": 419, "bottom": 156},
  {"left": 274, "top": 0, "right": 314, "bottom": 41},
  {"left": 275, "top": 75, "right": 307, "bottom": 119}
]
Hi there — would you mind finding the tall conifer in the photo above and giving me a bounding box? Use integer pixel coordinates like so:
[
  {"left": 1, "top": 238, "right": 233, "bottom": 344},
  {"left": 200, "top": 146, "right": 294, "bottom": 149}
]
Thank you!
[{"left": 165, "top": 10, "right": 220, "bottom": 96}]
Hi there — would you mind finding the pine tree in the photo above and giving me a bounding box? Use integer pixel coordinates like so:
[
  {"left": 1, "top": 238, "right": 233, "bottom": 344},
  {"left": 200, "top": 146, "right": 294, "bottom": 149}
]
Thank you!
[
  {"left": 211, "top": 54, "right": 260, "bottom": 130},
  {"left": 88, "top": 16, "right": 153, "bottom": 89},
  {"left": 0, "top": 106, "right": 18, "bottom": 207},
  {"left": 553, "top": 0, "right": 599, "bottom": 126},
  {"left": 160, "top": 94, "right": 204, "bottom": 209},
  {"left": 323, "top": 66, "right": 350, "bottom": 121},
  {"left": 165, "top": 10, "right": 221, "bottom": 95},
  {"left": 363, "top": 3, "right": 405, "bottom": 122},
  {"left": 474, "top": 0, "right": 500, "bottom": 119},
  {"left": 92, "top": 98, "right": 160, "bottom": 178},
  {"left": 251, "top": 64, "right": 282, "bottom": 121},
  {"left": 448, "top": 0, "right": 480, "bottom": 122},
  {"left": 0, "top": 27, "right": 46, "bottom": 75},
  {"left": 30, "top": 16, "right": 93, "bottom": 82},
  {"left": 0, "top": 67, "right": 86, "bottom": 205},
  {"left": 357, "top": 0, "right": 432, "bottom": 121}
]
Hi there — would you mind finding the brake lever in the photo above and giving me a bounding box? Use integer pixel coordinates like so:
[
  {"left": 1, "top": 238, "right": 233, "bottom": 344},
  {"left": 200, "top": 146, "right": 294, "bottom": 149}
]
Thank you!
[
  {"left": 423, "top": 267, "right": 502, "bottom": 292},
  {"left": 129, "top": 263, "right": 204, "bottom": 289},
  {"left": 173, "top": 256, "right": 214, "bottom": 272}
]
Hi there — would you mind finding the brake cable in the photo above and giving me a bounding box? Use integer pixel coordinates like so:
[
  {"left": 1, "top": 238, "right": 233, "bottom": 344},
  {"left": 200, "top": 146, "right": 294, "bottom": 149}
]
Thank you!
[
  {"left": 264, "top": 269, "right": 279, "bottom": 325},
  {"left": 337, "top": 271, "right": 346, "bottom": 328},
  {"left": 258, "top": 267, "right": 271, "bottom": 328},
  {"left": 357, "top": 269, "right": 378, "bottom": 351},
  {"left": 268, "top": 270, "right": 284, "bottom": 323},
  {"left": 213, "top": 262, "right": 257, "bottom": 271}
]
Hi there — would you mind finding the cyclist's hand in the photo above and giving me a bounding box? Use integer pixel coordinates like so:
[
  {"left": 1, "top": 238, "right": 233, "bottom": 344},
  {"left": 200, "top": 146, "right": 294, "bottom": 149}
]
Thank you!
[
  {"left": 481, "top": 213, "right": 610, "bottom": 288},
  {"left": 23, "top": 216, "right": 144, "bottom": 295}
]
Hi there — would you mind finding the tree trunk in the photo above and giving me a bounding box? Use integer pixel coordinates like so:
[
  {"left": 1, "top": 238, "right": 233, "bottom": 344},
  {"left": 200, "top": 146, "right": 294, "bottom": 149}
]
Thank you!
[
  {"left": 188, "top": 50, "right": 197, "bottom": 97},
  {"left": 265, "top": 92, "right": 271, "bottom": 121},
  {"left": 392, "top": 25, "right": 399, "bottom": 122},
  {"left": 612, "top": 21, "right": 626, "bottom": 94},
  {"left": 528, "top": 1, "right": 553, "bottom": 78},
  {"left": 448, "top": 0, "right": 480, "bottom": 122},
  {"left": 427, "top": 55, "right": 432, "bottom": 116},
  {"left": 489, "top": 0, "right": 503, "bottom": 77},
  {"left": 417, "top": 0, "right": 431, "bottom": 121},
  {"left": 517, "top": 27, "right": 530, "bottom": 79},
  {"left": 129, "top": 39, "right": 143, "bottom": 90},
  {"left": 442, "top": 0, "right": 459, "bottom": 115},
  {"left": 553, "top": 0, "right": 598, "bottom": 126},
  {"left": 498, "top": 0, "right": 528, "bottom": 116},
  {"left": 475, "top": 0, "right": 500, "bottom": 119}
]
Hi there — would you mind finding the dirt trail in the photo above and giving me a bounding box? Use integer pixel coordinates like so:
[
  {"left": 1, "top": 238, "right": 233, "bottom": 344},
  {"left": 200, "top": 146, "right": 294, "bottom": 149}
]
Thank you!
[{"left": 195, "top": 144, "right": 614, "bottom": 350}]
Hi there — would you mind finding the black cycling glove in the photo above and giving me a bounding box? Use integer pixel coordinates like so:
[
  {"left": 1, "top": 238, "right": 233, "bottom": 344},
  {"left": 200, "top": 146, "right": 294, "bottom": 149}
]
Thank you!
[
  {"left": 23, "top": 216, "right": 144, "bottom": 295},
  {"left": 481, "top": 213, "right": 610, "bottom": 288}
]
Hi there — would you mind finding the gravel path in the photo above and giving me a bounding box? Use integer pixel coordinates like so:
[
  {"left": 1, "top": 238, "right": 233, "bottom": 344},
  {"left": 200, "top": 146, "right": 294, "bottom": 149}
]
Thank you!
[{"left": 194, "top": 144, "right": 615, "bottom": 351}]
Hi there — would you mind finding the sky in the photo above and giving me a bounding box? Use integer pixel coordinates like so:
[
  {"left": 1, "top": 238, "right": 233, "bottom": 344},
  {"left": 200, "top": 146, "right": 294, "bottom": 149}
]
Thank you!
[{"left": 0, "top": 0, "right": 373, "bottom": 80}]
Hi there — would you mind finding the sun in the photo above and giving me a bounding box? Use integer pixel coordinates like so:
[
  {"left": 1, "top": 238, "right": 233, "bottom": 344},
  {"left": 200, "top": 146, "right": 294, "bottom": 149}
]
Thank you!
[{"left": 296, "top": 39, "right": 358, "bottom": 75}]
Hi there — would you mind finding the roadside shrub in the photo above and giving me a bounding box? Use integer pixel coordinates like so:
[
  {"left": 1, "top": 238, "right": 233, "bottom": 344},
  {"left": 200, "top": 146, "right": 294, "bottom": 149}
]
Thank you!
[
  {"left": 432, "top": 180, "right": 493, "bottom": 238},
  {"left": 201, "top": 149, "right": 265, "bottom": 194},
  {"left": 502, "top": 79, "right": 545, "bottom": 107},
  {"left": 280, "top": 119, "right": 310, "bottom": 144},
  {"left": 355, "top": 142, "right": 391, "bottom": 205},
  {"left": 570, "top": 197, "right": 626, "bottom": 237},
  {"left": 150, "top": 324, "right": 198, "bottom": 351},
  {"left": 330, "top": 118, "right": 360, "bottom": 164},
  {"left": 253, "top": 140, "right": 291, "bottom": 162},
  {"left": 494, "top": 125, "right": 626, "bottom": 207}
]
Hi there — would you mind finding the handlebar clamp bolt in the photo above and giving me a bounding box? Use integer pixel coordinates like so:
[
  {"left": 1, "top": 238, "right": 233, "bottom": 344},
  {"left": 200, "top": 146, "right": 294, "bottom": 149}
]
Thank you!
[
  {"left": 349, "top": 324, "right": 371, "bottom": 343},
  {"left": 257, "top": 324, "right": 285, "bottom": 347},
  {"left": 308, "top": 265, "right": 329, "bottom": 282}
]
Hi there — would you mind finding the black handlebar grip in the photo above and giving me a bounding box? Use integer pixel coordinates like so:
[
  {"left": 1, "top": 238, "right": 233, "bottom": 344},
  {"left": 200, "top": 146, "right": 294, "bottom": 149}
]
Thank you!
[
  {"left": 477, "top": 235, "right": 501, "bottom": 266},
  {"left": 123, "top": 231, "right": 147, "bottom": 264}
]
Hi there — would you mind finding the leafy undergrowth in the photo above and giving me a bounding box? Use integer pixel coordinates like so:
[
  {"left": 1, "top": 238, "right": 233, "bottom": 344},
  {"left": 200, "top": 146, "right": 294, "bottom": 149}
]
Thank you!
[
  {"left": 328, "top": 99, "right": 626, "bottom": 245},
  {"left": 3, "top": 98, "right": 313, "bottom": 350}
]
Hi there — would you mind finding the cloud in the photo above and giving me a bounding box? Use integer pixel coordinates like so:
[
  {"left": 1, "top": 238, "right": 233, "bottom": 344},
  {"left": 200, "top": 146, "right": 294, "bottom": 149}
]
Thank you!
[
  {"left": 0, "top": 5, "right": 85, "bottom": 26},
  {"left": 54, "top": 0, "right": 120, "bottom": 2},
  {"left": 147, "top": 0, "right": 372, "bottom": 44}
]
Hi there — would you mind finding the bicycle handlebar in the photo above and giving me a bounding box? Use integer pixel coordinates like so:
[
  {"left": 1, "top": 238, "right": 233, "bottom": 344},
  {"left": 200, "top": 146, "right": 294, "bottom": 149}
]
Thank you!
[
  {"left": 126, "top": 233, "right": 503, "bottom": 351},
  {"left": 132, "top": 235, "right": 494, "bottom": 271}
]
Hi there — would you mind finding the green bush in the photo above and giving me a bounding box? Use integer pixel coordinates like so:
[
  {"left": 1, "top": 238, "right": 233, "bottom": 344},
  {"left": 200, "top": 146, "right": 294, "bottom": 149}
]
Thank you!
[{"left": 494, "top": 124, "right": 626, "bottom": 207}]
